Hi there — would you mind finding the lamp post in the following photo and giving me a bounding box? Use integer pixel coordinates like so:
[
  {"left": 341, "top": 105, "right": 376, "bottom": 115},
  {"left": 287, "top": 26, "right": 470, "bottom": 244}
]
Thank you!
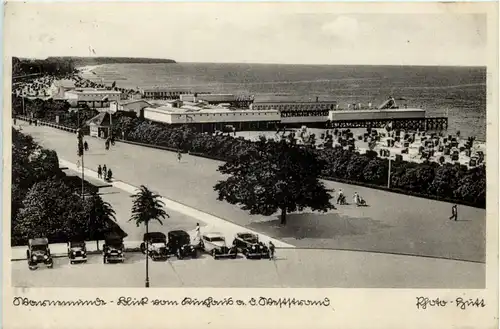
[
  {"left": 77, "top": 128, "right": 85, "bottom": 199},
  {"left": 387, "top": 155, "right": 395, "bottom": 189},
  {"left": 145, "top": 219, "right": 149, "bottom": 288}
]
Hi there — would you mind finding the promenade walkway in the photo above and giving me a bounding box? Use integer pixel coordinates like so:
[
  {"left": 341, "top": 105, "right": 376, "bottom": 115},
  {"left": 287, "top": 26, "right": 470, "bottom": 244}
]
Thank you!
[{"left": 18, "top": 124, "right": 486, "bottom": 263}]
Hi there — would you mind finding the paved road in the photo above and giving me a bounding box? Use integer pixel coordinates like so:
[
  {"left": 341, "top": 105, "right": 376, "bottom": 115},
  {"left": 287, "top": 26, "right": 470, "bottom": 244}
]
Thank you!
[
  {"left": 65, "top": 170, "right": 203, "bottom": 242},
  {"left": 17, "top": 124, "right": 485, "bottom": 262},
  {"left": 11, "top": 250, "right": 484, "bottom": 288}
]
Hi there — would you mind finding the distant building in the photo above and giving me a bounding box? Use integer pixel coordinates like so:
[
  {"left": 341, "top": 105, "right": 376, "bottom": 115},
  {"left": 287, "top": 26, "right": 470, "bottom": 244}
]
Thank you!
[
  {"left": 52, "top": 79, "right": 76, "bottom": 99},
  {"left": 143, "top": 104, "right": 280, "bottom": 133},
  {"left": 86, "top": 112, "right": 112, "bottom": 138},
  {"left": 64, "top": 88, "right": 122, "bottom": 108},
  {"left": 181, "top": 93, "right": 254, "bottom": 107},
  {"left": 140, "top": 87, "right": 210, "bottom": 100},
  {"left": 181, "top": 94, "right": 236, "bottom": 104},
  {"left": 109, "top": 99, "right": 153, "bottom": 117},
  {"left": 251, "top": 96, "right": 337, "bottom": 127}
]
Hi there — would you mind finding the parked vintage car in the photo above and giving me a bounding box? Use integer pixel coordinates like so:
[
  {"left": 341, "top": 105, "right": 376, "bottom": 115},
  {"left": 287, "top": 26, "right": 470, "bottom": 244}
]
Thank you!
[
  {"left": 167, "top": 230, "right": 197, "bottom": 259},
  {"left": 67, "top": 240, "right": 87, "bottom": 264},
  {"left": 140, "top": 232, "right": 168, "bottom": 261},
  {"left": 201, "top": 232, "right": 237, "bottom": 259},
  {"left": 26, "top": 238, "right": 53, "bottom": 270},
  {"left": 103, "top": 234, "right": 124, "bottom": 264},
  {"left": 232, "top": 232, "right": 270, "bottom": 259}
]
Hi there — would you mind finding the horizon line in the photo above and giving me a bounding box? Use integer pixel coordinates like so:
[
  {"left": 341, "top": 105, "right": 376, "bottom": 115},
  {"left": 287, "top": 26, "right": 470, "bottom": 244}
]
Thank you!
[{"left": 14, "top": 56, "right": 487, "bottom": 68}]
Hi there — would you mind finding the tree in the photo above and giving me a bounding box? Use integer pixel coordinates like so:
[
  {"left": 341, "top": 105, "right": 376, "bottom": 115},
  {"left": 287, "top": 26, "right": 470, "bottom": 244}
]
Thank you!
[
  {"left": 13, "top": 179, "right": 88, "bottom": 245},
  {"left": 129, "top": 185, "right": 169, "bottom": 288},
  {"left": 84, "top": 192, "right": 116, "bottom": 250},
  {"left": 214, "top": 138, "right": 334, "bottom": 225}
]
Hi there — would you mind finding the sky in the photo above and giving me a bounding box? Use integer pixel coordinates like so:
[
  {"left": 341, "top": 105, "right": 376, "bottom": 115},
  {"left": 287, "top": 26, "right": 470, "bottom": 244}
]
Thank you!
[{"left": 5, "top": 2, "right": 490, "bottom": 66}]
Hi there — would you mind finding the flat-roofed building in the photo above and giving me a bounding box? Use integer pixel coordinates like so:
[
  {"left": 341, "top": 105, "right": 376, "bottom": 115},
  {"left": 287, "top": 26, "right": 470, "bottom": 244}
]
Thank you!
[
  {"left": 251, "top": 95, "right": 337, "bottom": 128},
  {"left": 143, "top": 105, "right": 280, "bottom": 133},
  {"left": 64, "top": 88, "right": 122, "bottom": 108},
  {"left": 141, "top": 87, "right": 210, "bottom": 100}
]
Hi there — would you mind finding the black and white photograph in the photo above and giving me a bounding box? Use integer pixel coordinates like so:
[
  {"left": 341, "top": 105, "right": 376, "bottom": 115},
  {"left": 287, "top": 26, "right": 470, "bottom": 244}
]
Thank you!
[
  {"left": 3, "top": 4, "right": 498, "bottom": 327},
  {"left": 5, "top": 2, "right": 495, "bottom": 290}
]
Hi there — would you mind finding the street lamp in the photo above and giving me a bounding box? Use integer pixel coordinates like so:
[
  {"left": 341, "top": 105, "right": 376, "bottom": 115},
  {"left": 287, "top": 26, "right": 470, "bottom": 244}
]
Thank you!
[
  {"left": 77, "top": 128, "right": 85, "bottom": 198},
  {"left": 387, "top": 155, "right": 395, "bottom": 188},
  {"left": 145, "top": 219, "right": 150, "bottom": 288}
]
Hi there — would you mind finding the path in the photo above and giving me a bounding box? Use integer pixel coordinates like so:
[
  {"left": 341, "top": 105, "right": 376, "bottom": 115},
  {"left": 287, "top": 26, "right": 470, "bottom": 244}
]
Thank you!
[
  {"left": 18, "top": 124, "right": 486, "bottom": 262},
  {"left": 11, "top": 250, "right": 484, "bottom": 288}
]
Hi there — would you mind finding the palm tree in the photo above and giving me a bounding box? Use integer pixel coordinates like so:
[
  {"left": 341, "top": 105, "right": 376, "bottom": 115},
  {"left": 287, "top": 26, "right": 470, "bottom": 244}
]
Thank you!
[
  {"left": 129, "top": 185, "right": 169, "bottom": 288},
  {"left": 86, "top": 193, "right": 116, "bottom": 251}
]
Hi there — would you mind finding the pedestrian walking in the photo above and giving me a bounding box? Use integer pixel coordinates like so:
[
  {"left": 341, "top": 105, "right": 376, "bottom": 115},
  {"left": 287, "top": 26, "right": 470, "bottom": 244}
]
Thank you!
[
  {"left": 268, "top": 241, "right": 275, "bottom": 261},
  {"left": 449, "top": 204, "right": 458, "bottom": 221},
  {"left": 105, "top": 139, "right": 110, "bottom": 150},
  {"left": 353, "top": 192, "right": 359, "bottom": 205},
  {"left": 84, "top": 141, "right": 89, "bottom": 152},
  {"left": 102, "top": 165, "right": 107, "bottom": 180},
  {"left": 76, "top": 160, "right": 81, "bottom": 169},
  {"left": 13, "top": 117, "right": 17, "bottom": 125},
  {"left": 337, "top": 189, "right": 344, "bottom": 204},
  {"left": 97, "top": 165, "right": 102, "bottom": 179},
  {"left": 107, "top": 168, "right": 113, "bottom": 182},
  {"left": 177, "top": 151, "right": 182, "bottom": 163}
]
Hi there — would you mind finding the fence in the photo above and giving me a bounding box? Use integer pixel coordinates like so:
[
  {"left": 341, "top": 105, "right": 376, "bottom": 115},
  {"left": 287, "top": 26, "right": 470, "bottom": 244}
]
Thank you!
[{"left": 16, "top": 116, "right": 77, "bottom": 133}]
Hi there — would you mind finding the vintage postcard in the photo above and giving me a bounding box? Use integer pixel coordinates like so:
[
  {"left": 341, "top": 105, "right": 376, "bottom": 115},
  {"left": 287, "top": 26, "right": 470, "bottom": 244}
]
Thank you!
[{"left": 2, "top": 1, "right": 498, "bottom": 328}]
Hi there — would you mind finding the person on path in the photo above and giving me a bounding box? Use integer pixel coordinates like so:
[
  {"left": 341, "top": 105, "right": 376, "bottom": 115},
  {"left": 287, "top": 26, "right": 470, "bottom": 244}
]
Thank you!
[
  {"left": 268, "top": 241, "right": 275, "bottom": 261},
  {"left": 102, "top": 165, "right": 107, "bottom": 180},
  {"left": 337, "top": 189, "right": 344, "bottom": 204},
  {"left": 449, "top": 204, "right": 458, "bottom": 221},
  {"left": 76, "top": 160, "right": 81, "bottom": 169},
  {"left": 353, "top": 192, "right": 359, "bottom": 205},
  {"left": 97, "top": 165, "right": 102, "bottom": 179},
  {"left": 177, "top": 151, "right": 182, "bottom": 163},
  {"left": 107, "top": 168, "right": 113, "bottom": 182},
  {"left": 84, "top": 141, "right": 89, "bottom": 152},
  {"left": 13, "top": 117, "right": 17, "bottom": 125},
  {"left": 105, "top": 139, "right": 110, "bottom": 150},
  {"left": 191, "top": 223, "right": 202, "bottom": 249}
]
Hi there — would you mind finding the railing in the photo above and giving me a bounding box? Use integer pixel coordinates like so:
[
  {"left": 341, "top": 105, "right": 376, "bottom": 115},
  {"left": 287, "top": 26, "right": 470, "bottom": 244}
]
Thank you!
[{"left": 16, "top": 116, "right": 77, "bottom": 133}]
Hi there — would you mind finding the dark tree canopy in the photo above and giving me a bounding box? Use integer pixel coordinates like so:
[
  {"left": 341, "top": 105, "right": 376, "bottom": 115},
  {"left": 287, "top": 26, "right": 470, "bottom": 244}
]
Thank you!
[
  {"left": 214, "top": 138, "right": 334, "bottom": 225},
  {"left": 13, "top": 179, "right": 88, "bottom": 244}
]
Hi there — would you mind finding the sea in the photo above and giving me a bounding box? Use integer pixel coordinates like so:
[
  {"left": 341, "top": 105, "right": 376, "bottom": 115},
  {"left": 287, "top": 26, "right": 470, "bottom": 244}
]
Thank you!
[{"left": 81, "top": 63, "right": 487, "bottom": 141}]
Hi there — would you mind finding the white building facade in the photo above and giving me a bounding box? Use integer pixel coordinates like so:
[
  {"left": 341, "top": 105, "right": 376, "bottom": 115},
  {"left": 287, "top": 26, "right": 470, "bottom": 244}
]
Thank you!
[{"left": 64, "top": 88, "right": 122, "bottom": 108}]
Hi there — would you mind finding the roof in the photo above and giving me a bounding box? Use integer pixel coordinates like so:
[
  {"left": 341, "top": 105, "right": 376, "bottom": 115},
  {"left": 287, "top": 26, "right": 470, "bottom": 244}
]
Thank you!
[
  {"left": 142, "top": 87, "right": 192, "bottom": 92},
  {"left": 86, "top": 112, "right": 111, "bottom": 126},
  {"left": 144, "top": 232, "right": 166, "bottom": 240},
  {"left": 68, "top": 89, "right": 121, "bottom": 95},
  {"left": 168, "top": 230, "right": 189, "bottom": 237},
  {"left": 118, "top": 99, "right": 152, "bottom": 106},
  {"left": 29, "top": 238, "right": 49, "bottom": 246},
  {"left": 203, "top": 232, "right": 224, "bottom": 238},
  {"left": 253, "top": 95, "right": 337, "bottom": 104},
  {"left": 145, "top": 106, "right": 278, "bottom": 115},
  {"left": 237, "top": 232, "right": 257, "bottom": 238}
]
